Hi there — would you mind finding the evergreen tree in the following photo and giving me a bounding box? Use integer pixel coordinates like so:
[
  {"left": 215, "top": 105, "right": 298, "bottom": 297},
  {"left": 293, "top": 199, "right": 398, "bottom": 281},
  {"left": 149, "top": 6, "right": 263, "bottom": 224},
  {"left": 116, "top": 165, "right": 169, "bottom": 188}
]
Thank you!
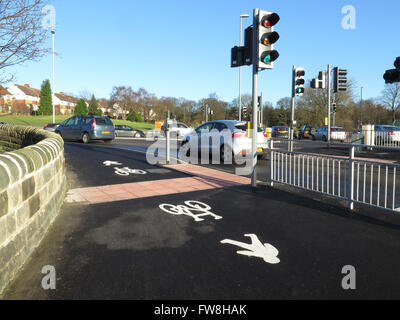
[
  {"left": 88, "top": 95, "right": 102, "bottom": 116},
  {"left": 74, "top": 99, "right": 88, "bottom": 115},
  {"left": 38, "top": 80, "right": 53, "bottom": 115}
]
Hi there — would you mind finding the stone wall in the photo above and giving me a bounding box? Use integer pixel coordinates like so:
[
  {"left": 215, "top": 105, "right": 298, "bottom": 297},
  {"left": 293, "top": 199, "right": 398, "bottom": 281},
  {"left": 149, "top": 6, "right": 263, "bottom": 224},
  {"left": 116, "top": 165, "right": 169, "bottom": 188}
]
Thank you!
[{"left": 0, "top": 124, "right": 66, "bottom": 294}]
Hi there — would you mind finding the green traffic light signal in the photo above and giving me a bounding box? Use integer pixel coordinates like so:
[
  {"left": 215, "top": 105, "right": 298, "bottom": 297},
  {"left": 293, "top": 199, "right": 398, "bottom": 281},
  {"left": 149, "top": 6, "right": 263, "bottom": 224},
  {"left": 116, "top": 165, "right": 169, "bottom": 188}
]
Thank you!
[{"left": 261, "top": 50, "right": 279, "bottom": 64}]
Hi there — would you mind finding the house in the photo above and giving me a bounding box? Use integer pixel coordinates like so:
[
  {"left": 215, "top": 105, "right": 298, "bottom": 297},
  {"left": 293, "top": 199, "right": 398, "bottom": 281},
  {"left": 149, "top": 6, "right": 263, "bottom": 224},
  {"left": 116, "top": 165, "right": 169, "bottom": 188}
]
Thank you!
[
  {"left": 6, "top": 84, "right": 40, "bottom": 114},
  {"left": 0, "top": 86, "right": 12, "bottom": 114},
  {"left": 54, "top": 92, "right": 78, "bottom": 115}
]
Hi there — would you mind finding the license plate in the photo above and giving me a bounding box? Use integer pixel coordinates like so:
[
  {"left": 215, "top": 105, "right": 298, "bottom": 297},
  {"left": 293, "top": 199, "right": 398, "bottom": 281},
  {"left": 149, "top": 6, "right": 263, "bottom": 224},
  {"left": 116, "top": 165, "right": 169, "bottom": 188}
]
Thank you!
[
  {"left": 102, "top": 131, "right": 110, "bottom": 134},
  {"left": 257, "top": 148, "right": 263, "bottom": 153}
]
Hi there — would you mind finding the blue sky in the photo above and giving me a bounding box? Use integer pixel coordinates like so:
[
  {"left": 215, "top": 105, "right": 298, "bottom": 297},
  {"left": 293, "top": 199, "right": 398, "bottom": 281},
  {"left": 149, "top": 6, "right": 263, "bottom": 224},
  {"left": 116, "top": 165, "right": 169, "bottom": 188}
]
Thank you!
[{"left": 8, "top": 0, "right": 400, "bottom": 105}]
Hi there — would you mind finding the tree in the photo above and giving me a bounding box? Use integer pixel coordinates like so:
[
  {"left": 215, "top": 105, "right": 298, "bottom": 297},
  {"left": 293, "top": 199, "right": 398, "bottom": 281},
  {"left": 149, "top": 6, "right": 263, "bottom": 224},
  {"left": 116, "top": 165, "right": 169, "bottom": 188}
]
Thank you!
[
  {"left": 110, "top": 86, "right": 137, "bottom": 120},
  {"left": 88, "top": 95, "right": 102, "bottom": 116},
  {"left": 381, "top": 83, "right": 400, "bottom": 123},
  {"left": 38, "top": 79, "right": 52, "bottom": 115},
  {"left": 0, "top": 0, "right": 49, "bottom": 84},
  {"left": 74, "top": 99, "right": 88, "bottom": 115}
]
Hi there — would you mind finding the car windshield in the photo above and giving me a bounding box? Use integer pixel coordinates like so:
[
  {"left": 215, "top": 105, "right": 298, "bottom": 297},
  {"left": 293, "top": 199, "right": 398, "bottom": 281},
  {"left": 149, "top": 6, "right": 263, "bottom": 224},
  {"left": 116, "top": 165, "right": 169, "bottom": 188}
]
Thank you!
[
  {"left": 383, "top": 126, "right": 400, "bottom": 131},
  {"left": 235, "top": 123, "right": 263, "bottom": 132}
]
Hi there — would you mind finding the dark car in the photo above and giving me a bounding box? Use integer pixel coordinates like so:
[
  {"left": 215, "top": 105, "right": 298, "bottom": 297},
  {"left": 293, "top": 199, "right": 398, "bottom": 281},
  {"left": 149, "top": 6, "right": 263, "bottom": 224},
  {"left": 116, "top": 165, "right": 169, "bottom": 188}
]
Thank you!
[
  {"left": 271, "top": 126, "right": 289, "bottom": 138},
  {"left": 43, "top": 123, "right": 61, "bottom": 132},
  {"left": 298, "top": 125, "right": 315, "bottom": 139},
  {"left": 114, "top": 125, "right": 145, "bottom": 138},
  {"left": 55, "top": 115, "right": 115, "bottom": 143}
]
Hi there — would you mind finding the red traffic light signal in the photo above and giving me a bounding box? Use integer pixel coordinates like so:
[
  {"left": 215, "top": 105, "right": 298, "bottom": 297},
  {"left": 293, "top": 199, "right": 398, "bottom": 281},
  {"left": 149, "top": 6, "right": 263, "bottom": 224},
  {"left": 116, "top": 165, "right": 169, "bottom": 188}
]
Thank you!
[{"left": 261, "top": 13, "right": 280, "bottom": 28}]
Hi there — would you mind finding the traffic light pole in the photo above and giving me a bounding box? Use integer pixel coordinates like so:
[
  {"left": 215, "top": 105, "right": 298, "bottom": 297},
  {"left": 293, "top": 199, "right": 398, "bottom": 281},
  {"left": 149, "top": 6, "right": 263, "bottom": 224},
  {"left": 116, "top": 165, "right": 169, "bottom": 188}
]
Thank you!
[
  {"left": 289, "top": 65, "right": 296, "bottom": 152},
  {"left": 165, "top": 111, "right": 171, "bottom": 164},
  {"left": 251, "top": 8, "right": 259, "bottom": 188},
  {"left": 327, "top": 64, "right": 332, "bottom": 143}
]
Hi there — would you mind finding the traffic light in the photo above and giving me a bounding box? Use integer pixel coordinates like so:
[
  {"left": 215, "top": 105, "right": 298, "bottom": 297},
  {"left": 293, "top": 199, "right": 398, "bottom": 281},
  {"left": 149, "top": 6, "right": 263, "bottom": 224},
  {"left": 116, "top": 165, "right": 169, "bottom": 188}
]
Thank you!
[
  {"left": 294, "top": 68, "right": 305, "bottom": 96},
  {"left": 332, "top": 103, "right": 337, "bottom": 113},
  {"left": 257, "top": 10, "right": 280, "bottom": 69},
  {"left": 311, "top": 71, "right": 326, "bottom": 89},
  {"left": 242, "top": 105, "right": 248, "bottom": 119},
  {"left": 231, "top": 27, "right": 253, "bottom": 68},
  {"left": 257, "top": 96, "right": 262, "bottom": 111},
  {"left": 384, "top": 57, "right": 400, "bottom": 84},
  {"left": 333, "top": 67, "right": 348, "bottom": 93}
]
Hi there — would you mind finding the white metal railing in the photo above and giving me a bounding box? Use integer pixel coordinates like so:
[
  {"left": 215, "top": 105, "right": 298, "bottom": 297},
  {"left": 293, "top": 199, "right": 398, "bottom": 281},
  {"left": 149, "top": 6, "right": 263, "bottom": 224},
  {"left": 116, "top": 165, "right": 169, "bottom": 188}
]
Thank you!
[{"left": 270, "top": 141, "right": 400, "bottom": 213}]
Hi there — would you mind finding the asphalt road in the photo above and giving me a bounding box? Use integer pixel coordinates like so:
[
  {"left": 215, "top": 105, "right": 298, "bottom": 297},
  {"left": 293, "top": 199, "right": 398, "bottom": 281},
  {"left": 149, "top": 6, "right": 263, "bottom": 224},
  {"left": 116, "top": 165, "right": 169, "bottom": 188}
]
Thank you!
[{"left": 3, "top": 141, "right": 400, "bottom": 300}]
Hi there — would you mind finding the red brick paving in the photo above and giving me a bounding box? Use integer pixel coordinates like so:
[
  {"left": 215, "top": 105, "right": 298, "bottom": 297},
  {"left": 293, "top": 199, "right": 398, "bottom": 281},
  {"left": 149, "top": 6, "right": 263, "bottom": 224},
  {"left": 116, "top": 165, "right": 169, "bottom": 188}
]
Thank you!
[{"left": 65, "top": 164, "right": 251, "bottom": 205}]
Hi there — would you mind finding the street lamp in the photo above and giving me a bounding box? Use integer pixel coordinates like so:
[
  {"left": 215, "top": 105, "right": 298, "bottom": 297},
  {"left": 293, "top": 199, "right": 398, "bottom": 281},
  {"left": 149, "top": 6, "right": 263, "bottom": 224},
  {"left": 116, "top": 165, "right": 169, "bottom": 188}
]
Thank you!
[
  {"left": 51, "top": 29, "right": 55, "bottom": 124},
  {"left": 239, "top": 14, "right": 249, "bottom": 121}
]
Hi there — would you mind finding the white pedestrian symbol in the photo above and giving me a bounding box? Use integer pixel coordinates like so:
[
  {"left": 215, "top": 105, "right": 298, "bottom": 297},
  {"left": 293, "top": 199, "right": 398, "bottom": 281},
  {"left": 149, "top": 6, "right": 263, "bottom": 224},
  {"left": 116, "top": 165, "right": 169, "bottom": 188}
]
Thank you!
[
  {"left": 103, "top": 161, "right": 122, "bottom": 167},
  {"left": 221, "top": 234, "right": 280, "bottom": 264},
  {"left": 114, "top": 167, "right": 147, "bottom": 176},
  {"left": 159, "top": 201, "right": 222, "bottom": 222}
]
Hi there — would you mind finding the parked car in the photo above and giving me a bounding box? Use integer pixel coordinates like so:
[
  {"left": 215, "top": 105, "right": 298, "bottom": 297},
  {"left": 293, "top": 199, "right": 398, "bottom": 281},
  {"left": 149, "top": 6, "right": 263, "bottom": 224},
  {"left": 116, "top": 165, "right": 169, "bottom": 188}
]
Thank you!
[
  {"left": 312, "top": 126, "right": 346, "bottom": 142},
  {"left": 181, "top": 120, "right": 269, "bottom": 162},
  {"left": 298, "top": 125, "right": 315, "bottom": 139},
  {"left": 43, "top": 123, "right": 60, "bottom": 132},
  {"left": 271, "top": 126, "right": 289, "bottom": 138},
  {"left": 55, "top": 115, "right": 115, "bottom": 143},
  {"left": 374, "top": 125, "right": 400, "bottom": 146},
  {"left": 162, "top": 122, "right": 193, "bottom": 137},
  {"left": 0, "top": 121, "right": 8, "bottom": 125},
  {"left": 114, "top": 125, "right": 145, "bottom": 138}
]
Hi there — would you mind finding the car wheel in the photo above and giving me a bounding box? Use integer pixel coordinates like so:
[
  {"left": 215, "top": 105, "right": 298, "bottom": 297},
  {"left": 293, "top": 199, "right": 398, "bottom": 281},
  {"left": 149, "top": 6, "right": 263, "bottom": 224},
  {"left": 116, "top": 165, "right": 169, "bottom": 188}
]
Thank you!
[
  {"left": 82, "top": 132, "right": 90, "bottom": 144},
  {"left": 115, "top": 133, "right": 118, "bottom": 138},
  {"left": 322, "top": 135, "right": 327, "bottom": 142},
  {"left": 135, "top": 132, "right": 141, "bottom": 138},
  {"left": 56, "top": 131, "right": 63, "bottom": 139}
]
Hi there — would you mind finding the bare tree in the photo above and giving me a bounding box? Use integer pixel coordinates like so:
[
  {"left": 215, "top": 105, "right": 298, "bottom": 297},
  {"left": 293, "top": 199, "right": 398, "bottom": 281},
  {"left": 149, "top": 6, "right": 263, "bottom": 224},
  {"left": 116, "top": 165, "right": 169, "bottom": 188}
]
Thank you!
[
  {"left": 110, "top": 86, "right": 137, "bottom": 120},
  {"left": 381, "top": 83, "right": 400, "bottom": 122},
  {"left": 0, "top": 0, "right": 50, "bottom": 84}
]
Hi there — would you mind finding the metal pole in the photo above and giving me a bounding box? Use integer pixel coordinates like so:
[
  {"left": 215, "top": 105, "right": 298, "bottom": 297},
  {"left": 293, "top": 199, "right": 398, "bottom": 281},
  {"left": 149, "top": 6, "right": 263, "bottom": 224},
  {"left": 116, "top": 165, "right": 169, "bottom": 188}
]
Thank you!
[
  {"left": 260, "top": 92, "right": 263, "bottom": 128},
  {"left": 360, "top": 86, "right": 364, "bottom": 127},
  {"left": 290, "top": 65, "right": 296, "bottom": 152},
  {"left": 51, "top": 30, "right": 55, "bottom": 124},
  {"left": 166, "top": 111, "right": 170, "bottom": 164},
  {"left": 239, "top": 18, "right": 243, "bottom": 121},
  {"left": 327, "top": 64, "right": 331, "bottom": 142},
  {"left": 251, "top": 8, "right": 259, "bottom": 188},
  {"left": 349, "top": 145, "right": 355, "bottom": 210}
]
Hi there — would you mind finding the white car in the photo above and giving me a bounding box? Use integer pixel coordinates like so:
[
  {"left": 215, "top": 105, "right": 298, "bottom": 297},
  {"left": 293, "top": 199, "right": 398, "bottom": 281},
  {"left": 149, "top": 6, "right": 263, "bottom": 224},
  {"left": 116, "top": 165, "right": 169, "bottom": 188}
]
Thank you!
[
  {"left": 162, "top": 122, "right": 193, "bottom": 137},
  {"left": 181, "top": 120, "right": 269, "bottom": 163},
  {"left": 312, "top": 126, "right": 346, "bottom": 142}
]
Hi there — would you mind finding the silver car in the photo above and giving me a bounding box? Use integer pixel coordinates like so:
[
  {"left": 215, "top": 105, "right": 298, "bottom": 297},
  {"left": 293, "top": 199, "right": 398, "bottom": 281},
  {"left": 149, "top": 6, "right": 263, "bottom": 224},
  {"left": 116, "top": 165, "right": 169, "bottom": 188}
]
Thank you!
[
  {"left": 115, "top": 125, "right": 145, "bottom": 138},
  {"left": 312, "top": 126, "right": 346, "bottom": 142},
  {"left": 182, "top": 120, "right": 269, "bottom": 162},
  {"left": 55, "top": 115, "right": 115, "bottom": 143}
]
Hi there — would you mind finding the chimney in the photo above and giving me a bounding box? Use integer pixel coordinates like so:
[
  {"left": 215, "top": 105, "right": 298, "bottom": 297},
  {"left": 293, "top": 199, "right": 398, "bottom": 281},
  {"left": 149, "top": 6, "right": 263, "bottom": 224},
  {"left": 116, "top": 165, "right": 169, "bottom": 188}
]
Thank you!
[{"left": 24, "top": 84, "right": 30, "bottom": 88}]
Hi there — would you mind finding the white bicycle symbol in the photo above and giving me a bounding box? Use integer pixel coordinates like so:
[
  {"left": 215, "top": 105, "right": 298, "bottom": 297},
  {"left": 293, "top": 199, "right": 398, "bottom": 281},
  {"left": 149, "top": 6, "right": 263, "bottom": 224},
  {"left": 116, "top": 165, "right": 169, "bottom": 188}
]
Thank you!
[
  {"left": 159, "top": 201, "right": 222, "bottom": 222},
  {"left": 114, "top": 167, "right": 147, "bottom": 176}
]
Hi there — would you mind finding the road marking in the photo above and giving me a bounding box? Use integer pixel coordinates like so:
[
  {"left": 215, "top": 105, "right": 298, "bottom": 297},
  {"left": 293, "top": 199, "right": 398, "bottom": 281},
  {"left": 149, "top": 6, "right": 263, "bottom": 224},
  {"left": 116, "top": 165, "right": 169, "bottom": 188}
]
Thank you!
[
  {"left": 114, "top": 167, "right": 147, "bottom": 176},
  {"left": 159, "top": 201, "right": 222, "bottom": 222},
  {"left": 103, "top": 161, "right": 122, "bottom": 166},
  {"left": 221, "top": 234, "right": 280, "bottom": 265}
]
